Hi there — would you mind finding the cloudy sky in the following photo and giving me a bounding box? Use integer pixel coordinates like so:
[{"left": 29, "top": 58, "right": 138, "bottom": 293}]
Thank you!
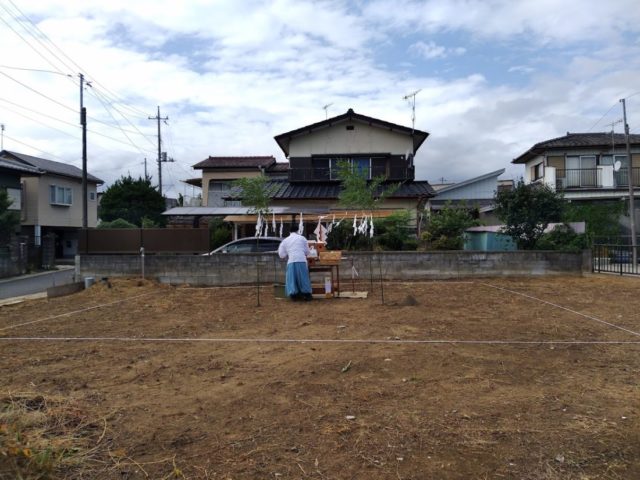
[{"left": 1, "top": 0, "right": 640, "bottom": 199}]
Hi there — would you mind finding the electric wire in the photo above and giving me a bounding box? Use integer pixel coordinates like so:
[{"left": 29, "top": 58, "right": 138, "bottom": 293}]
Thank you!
[
  {"left": 0, "top": 96, "right": 156, "bottom": 151},
  {"left": 1, "top": 132, "right": 63, "bottom": 160},
  {"left": 87, "top": 86, "right": 154, "bottom": 157},
  {"left": 88, "top": 85, "right": 156, "bottom": 148},
  {"left": 0, "top": 64, "right": 71, "bottom": 77},
  {"left": 5, "top": 0, "right": 150, "bottom": 118},
  {"left": 0, "top": 70, "right": 76, "bottom": 113},
  {"left": 0, "top": 102, "right": 79, "bottom": 139},
  {"left": 0, "top": 4, "right": 72, "bottom": 78}
]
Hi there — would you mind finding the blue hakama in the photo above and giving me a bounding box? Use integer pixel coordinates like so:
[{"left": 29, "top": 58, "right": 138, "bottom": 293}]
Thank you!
[{"left": 285, "top": 262, "right": 312, "bottom": 298}]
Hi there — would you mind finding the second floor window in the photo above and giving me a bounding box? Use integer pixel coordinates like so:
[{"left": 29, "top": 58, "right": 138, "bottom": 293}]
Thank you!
[{"left": 49, "top": 185, "right": 72, "bottom": 205}]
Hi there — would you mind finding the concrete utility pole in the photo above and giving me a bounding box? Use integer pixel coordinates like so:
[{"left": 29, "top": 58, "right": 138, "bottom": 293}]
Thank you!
[
  {"left": 148, "top": 106, "right": 169, "bottom": 196},
  {"left": 80, "top": 73, "right": 88, "bottom": 229},
  {"left": 621, "top": 98, "right": 637, "bottom": 266},
  {"left": 1, "top": 124, "right": 4, "bottom": 150}
]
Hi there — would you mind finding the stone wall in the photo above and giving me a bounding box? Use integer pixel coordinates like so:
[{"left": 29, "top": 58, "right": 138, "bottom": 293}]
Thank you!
[{"left": 76, "top": 250, "right": 591, "bottom": 286}]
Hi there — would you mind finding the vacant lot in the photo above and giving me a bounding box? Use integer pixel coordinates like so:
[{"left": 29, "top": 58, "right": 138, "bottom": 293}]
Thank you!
[{"left": 1, "top": 275, "right": 639, "bottom": 479}]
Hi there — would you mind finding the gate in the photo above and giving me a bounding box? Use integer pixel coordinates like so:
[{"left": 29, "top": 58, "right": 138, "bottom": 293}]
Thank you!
[{"left": 592, "top": 236, "right": 640, "bottom": 275}]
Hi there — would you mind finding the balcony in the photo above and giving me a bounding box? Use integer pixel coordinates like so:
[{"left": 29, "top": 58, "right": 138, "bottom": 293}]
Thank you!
[
  {"left": 288, "top": 166, "right": 414, "bottom": 183},
  {"left": 552, "top": 167, "right": 640, "bottom": 191}
]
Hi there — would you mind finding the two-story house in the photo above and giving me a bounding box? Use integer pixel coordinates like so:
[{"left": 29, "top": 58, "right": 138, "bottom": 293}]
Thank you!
[
  {"left": 166, "top": 109, "right": 436, "bottom": 238},
  {"left": 0, "top": 150, "right": 103, "bottom": 257},
  {"left": 513, "top": 132, "right": 640, "bottom": 198}
]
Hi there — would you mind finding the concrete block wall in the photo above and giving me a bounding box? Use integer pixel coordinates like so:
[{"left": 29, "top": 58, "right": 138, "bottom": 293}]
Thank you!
[{"left": 77, "top": 250, "right": 590, "bottom": 286}]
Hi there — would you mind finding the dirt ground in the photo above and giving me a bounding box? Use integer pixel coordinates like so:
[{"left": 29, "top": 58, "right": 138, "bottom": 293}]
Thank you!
[{"left": 1, "top": 274, "right": 639, "bottom": 479}]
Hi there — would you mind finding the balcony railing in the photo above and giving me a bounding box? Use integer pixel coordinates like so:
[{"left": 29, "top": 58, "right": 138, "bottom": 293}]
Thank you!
[
  {"left": 555, "top": 168, "right": 600, "bottom": 189},
  {"left": 613, "top": 167, "right": 640, "bottom": 188},
  {"left": 288, "top": 166, "right": 414, "bottom": 182}
]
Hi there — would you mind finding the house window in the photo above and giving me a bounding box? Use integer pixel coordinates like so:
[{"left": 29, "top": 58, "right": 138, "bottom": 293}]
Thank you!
[
  {"left": 49, "top": 185, "right": 72, "bottom": 205},
  {"left": 210, "top": 182, "right": 231, "bottom": 192},
  {"left": 89, "top": 192, "right": 96, "bottom": 200},
  {"left": 531, "top": 163, "right": 544, "bottom": 181},
  {"left": 329, "top": 157, "right": 371, "bottom": 180}
]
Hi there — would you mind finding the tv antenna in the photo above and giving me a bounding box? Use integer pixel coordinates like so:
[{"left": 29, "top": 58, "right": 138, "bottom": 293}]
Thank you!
[
  {"left": 323, "top": 103, "right": 333, "bottom": 119},
  {"left": 402, "top": 89, "right": 421, "bottom": 133}
]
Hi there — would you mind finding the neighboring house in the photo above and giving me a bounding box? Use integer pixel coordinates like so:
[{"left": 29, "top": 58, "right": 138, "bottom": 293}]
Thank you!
[
  {"left": 463, "top": 222, "right": 585, "bottom": 251},
  {"left": 165, "top": 108, "right": 436, "bottom": 237},
  {"left": 513, "top": 132, "right": 640, "bottom": 234},
  {"left": 0, "top": 150, "right": 103, "bottom": 257},
  {"left": 513, "top": 132, "right": 640, "bottom": 199},
  {"left": 427, "top": 168, "right": 509, "bottom": 224},
  {"left": 0, "top": 155, "right": 40, "bottom": 217}
]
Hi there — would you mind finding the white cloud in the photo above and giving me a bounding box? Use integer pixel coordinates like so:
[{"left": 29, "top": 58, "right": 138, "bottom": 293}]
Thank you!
[
  {"left": 409, "top": 40, "right": 465, "bottom": 59},
  {"left": 0, "top": 0, "right": 639, "bottom": 198}
]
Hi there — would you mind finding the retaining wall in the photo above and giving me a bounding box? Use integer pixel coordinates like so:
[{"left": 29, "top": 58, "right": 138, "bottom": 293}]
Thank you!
[{"left": 76, "top": 250, "right": 591, "bottom": 286}]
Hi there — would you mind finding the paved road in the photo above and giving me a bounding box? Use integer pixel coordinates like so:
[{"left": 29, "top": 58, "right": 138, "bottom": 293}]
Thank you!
[{"left": 0, "top": 267, "right": 76, "bottom": 300}]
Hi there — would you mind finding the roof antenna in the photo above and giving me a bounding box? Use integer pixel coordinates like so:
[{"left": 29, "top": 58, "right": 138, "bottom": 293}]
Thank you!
[
  {"left": 402, "top": 89, "right": 421, "bottom": 133},
  {"left": 322, "top": 103, "right": 333, "bottom": 119}
]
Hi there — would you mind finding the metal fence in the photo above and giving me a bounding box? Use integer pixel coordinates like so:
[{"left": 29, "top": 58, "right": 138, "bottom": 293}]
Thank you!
[
  {"left": 592, "top": 237, "right": 640, "bottom": 275},
  {"left": 79, "top": 228, "right": 210, "bottom": 254}
]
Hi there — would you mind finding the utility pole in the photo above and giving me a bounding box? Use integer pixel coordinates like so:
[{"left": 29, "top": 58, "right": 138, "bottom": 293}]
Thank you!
[
  {"left": 80, "top": 73, "right": 88, "bottom": 229},
  {"left": 148, "top": 106, "right": 169, "bottom": 196},
  {"left": 621, "top": 98, "right": 637, "bottom": 266},
  {"left": 1, "top": 124, "right": 4, "bottom": 150},
  {"left": 143, "top": 157, "right": 147, "bottom": 179}
]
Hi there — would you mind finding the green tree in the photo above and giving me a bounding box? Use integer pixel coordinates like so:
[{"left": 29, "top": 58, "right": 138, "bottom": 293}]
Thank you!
[
  {"left": 98, "top": 175, "right": 166, "bottom": 227},
  {"left": 0, "top": 188, "right": 20, "bottom": 244},
  {"left": 536, "top": 224, "right": 588, "bottom": 252},
  {"left": 337, "top": 160, "right": 398, "bottom": 209},
  {"left": 233, "top": 176, "right": 276, "bottom": 216},
  {"left": 494, "top": 179, "right": 565, "bottom": 249},
  {"left": 97, "top": 218, "right": 137, "bottom": 229},
  {"left": 209, "top": 217, "right": 232, "bottom": 249},
  {"left": 562, "top": 201, "right": 624, "bottom": 242},
  {"left": 422, "top": 202, "right": 479, "bottom": 250}
]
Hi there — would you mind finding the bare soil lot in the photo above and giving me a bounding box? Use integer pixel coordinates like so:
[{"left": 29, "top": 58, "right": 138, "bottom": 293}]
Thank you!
[{"left": 1, "top": 275, "right": 639, "bottom": 479}]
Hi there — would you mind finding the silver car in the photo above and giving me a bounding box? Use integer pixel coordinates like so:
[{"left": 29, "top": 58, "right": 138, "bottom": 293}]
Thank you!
[{"left": 205, "top": 237, "right": 284, "bottom": 254}]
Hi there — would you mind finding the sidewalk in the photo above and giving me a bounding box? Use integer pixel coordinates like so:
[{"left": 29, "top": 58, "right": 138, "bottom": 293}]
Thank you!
[{"left": 0, "top": 266, "right": 76, "bottom": 301}]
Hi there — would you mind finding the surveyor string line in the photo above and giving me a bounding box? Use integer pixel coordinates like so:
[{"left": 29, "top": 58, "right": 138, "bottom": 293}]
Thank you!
[
  {"left": 0, "top": 336, "right": 639, "bottom": 345},
  {"left": 480, "top": 283, "right": 640, "bottom": 338},
  {"left": 0, "top": 291, "right": 158, "bottom": 332}
]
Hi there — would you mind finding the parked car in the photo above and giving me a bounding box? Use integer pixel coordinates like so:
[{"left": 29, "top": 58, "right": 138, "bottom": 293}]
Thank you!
[
  {"left": 204, "top": 237, "right": 284, "bottom": 254},
  {"left": 609, "top": 250, "right": 639, "bottom": 264}
]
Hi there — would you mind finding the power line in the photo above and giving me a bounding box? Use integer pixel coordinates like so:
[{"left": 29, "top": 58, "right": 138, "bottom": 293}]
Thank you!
[
  {"left": 1, "top": 132, "right": 64, "bottom": 160},
  {"left": 0, "top": 70, "right": 76, "bottom": 113},
  {"left": 88, "top": 85, "right": 156, "bottom": 148},
  {"left": 586, "top": 101, "right": 618, "bottom": 132},
  {"left": 0, "top": 64, "right": 72, "bottom": 77},
  {"left": 0, "top": 102, "right": 78, "bottom": 139},
  {"left": 0, "top": 5, "right": 71, "bottom": 77},
  {"left": 3, "top": 0, "right": 150, "bottom": 119},
  {"left": 0, "top": 96, "right": 155, "bottom": 151},
  {"left": 89, "top": 87, "right": 153, "bottom": 156}
]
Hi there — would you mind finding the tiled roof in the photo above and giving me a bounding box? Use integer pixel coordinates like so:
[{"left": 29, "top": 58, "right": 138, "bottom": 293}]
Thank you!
[
  {"left": 0, "top": 156, "right": 41, "bottom": 174},
  {"left": 274, "top": 108, "right": 429, "bottom": 157},
  {"left": 268, "top": 162, "right": 290, "bottom": 172},
  {"left": 513, "top": 133, "right": 640, "bottom": 164},
  {"left": 227, "top": 179, "right": 436, "bottom": 200},
  {"left": 192, "top": 156, "right": 276, "bottom": 169},
  {"left": 2, "top": 150, "right": 103, "bottom": 183}
]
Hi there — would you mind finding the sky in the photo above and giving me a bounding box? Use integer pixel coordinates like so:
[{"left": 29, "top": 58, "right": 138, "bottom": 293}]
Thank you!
[{"left": 1, "top": 0, "right": 640, "bottom": 199}]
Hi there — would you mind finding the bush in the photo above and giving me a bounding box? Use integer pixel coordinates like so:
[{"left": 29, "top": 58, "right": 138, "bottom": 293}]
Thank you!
[
  {"left": 535, "top": 224, "right": 588, "bottom": 252},
  {"left": 209, "top": 217, "right": 232, "bottom": 250},
  {"left": 325, "top": 210, "right": 417, "bottom": 251},
  {"left": 422, "top": 202, "right": 479, "bottom": 250},
  {"left": 97, "top": 218, "right": 137, "bottom": 228}
]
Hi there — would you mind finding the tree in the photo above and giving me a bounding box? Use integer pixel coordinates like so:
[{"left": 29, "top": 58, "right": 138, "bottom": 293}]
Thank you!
[
  {"left": 97, "top": 218, "right": 137, "bottom": 229},
  {"left": 563, "top": 201, "right": 624, "bottom": 242},
  {"left": 422, "top": 202, "right": 479, "bottom": 250},
  {"left": 98, "top": 175, "right": 166, "bottom": 227},
  {"left": 337, "top": 160, "right": 398, "bottom": 210},
  {"left": 494, "top": 179, "right": 565, "bottom": 249},
  {"left": 233, "top": 176, "right": 276, "bottom": 216},
  {"left": 0, "top": 188, "right": 20, "bottom": 244}
]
